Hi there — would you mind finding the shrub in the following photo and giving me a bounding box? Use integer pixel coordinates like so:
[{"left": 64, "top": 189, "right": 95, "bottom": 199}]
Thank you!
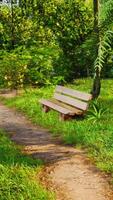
[{"left": 0, "top": 48, "right": 31, "bottom": 89}]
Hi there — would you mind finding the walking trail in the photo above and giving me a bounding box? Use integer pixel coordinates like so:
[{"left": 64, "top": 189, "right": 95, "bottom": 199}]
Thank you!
[{"left": 0, "top": 102, "right": 112, "bottom": 200}]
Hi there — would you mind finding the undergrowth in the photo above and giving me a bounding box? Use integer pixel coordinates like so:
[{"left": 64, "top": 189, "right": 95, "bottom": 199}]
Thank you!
[
  {"left": 0, "top": 130, "right": 54, "bottom": 200},
  {"left": 2, "top": 78, "right": 113, "bottom": 176}
]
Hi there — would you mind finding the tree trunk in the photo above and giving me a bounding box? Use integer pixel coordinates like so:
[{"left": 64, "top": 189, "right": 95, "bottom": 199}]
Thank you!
[
  {"left": 11, "top": 0, "right": 15, "bottom": 49},
  {"left": 91, "top": 0, "right": 101, "bottom": 99},
  {"left": 91, "top": 68, "right": 101, "bottom": 99},
  {"left": 93, "top": 0, "right": 99, "bottom": 33}
]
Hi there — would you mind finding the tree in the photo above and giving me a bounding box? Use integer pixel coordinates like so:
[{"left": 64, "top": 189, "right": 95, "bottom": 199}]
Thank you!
[
  {"left": 91, "top": 0, "right": 113, "bottom": 99},
  {"left": 91, "top": 0, "right": 101, "bottom": 99},
  {"left": 42, "top": 0, "right": 92, "bottom": 80}
]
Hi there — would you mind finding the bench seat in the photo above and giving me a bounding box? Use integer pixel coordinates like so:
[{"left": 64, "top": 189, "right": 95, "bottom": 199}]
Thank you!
[
  {"left": 39, "top": 85, "right": 92, "bottom": 120},
  {"left": 40, "top": 99, "right": 75, "bottom": 115}
]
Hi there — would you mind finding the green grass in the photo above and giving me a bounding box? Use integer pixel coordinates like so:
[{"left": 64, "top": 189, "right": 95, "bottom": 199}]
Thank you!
[
  {"left": 0, "top": 130, "right": 54, "bottom": 200},
  {"left": 2, "top": 78, "right": 113, "bottom": 176}
]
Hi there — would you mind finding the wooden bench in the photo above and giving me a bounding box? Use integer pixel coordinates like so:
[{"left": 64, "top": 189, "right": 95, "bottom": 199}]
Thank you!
[{"left": 39, "top": 85, "right": 92, "bottom": 120}]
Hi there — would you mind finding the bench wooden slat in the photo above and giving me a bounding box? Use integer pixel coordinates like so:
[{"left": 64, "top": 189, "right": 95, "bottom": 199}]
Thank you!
[
  {"left": 39, "top": 85, "right": 92, "bottom": 120},
  {"left": 55, "top": 85, "right": 92, "bottom": 101},
  {"left": 40, "top": 99, "right": 75, "bottom": 115},
  {"left": 54, "top": 93, "right": 88, "bottom": 111},
  {"left": 51, "top": 98, "right": 83, "bottom": 115}
]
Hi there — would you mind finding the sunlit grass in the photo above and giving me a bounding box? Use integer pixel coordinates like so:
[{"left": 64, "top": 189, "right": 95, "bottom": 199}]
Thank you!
[
  {"left": 2, "top": 78, "right": 113, "bottom": 175},
  {"left": 0, "top": 130, "right": 54, "bottom": 200}
]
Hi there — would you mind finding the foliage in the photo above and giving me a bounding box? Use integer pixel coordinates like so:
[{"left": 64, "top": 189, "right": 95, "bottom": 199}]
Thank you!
[
  {"left": 0, "top": 0, "right": 93, "bottom": 88},
  {"left": 94, "top": 31, "right": 113, "bottom": 77},
  {"left": 0, "top": 0, "right": 113, "bottom": 89},
  {"left": 0, "top": 45, "right": 65, "bottom": 88},
  {"left": 0, "top": 48, "right": 31, "bottom": 89},
  {"left": 42, "top": 0, "right": 93, "bottom": 79},
  {"left": 27, "top": 46, "right": 64, "bottom": 86},
  {"left": 0, "top": 130, "right": 54, "bottom": 200},
  {"left": 94, "top": 0, "right": 113, "bottom": 77},
  {"left": 100, "top": 0, "right": 113, "bottom": 30},
  {"left": 0, "top": 6, "right": 33, "bottom": 49},
  {"left": 91, "top": 0, "right": 113, "bottom": 98}
]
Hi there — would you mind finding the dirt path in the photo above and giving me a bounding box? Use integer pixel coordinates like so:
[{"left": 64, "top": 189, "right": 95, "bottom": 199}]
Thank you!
[{"left": 0, "top": 103, "right": 112, "bottom": 200}]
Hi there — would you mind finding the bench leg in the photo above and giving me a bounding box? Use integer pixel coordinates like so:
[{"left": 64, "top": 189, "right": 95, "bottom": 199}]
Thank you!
[
  {"left": 59, "top": 114, "right": 71, "bottom": 121},
  {"left": 42, "top": 105, "right": 50, "bottom": 113}
]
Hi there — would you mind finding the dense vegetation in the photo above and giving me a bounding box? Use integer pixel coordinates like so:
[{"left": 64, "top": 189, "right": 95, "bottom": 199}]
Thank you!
[
  {"left": 0, "top": 130, "right": 54, "bottom": 200},
  {"left": 0, "top": 0, "right": 113, "bottom": 92}
]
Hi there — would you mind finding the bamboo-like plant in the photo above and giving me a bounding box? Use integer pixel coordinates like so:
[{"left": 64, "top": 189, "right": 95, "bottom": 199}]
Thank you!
[{"left": 91, "top": 0, "right": 113, "bottom": 99}]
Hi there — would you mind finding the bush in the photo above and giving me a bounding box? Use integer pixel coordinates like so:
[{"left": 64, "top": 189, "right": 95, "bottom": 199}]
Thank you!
[
  {"left": 27, "top": 46, "right": 62, "bottom": 86},
  {"left": 0, "top": 45, "right": 65, "bottom": 88},
  {"left": 0, "top": 48, "right": 31, "bottom": 89}
]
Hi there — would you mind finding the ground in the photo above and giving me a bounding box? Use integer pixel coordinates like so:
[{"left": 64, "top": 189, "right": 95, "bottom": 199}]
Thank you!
[{"left": 0, "top": 100, "right": 113, "bottom": 200}]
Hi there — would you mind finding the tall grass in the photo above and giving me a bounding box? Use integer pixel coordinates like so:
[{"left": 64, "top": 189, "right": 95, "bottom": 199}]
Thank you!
[
  {"left": 2, "top": 78, "right": 113, "bottom": 175},
  {"left": 0, "top": 130, "right": 54, "bottom": 200}
]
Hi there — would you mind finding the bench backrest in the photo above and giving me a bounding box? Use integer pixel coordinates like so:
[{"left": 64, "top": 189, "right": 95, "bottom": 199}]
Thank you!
[{"left": 54, "top": 85, "right": 92, "bottom": 111}]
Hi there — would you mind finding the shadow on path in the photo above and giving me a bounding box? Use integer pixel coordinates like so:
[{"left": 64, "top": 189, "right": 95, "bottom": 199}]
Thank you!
[
  {"left": 0, "top": 104, "right": 84, "bottom": 164},
  {"left": 0, "top": 103, "right": 112, "bottom": 200}
]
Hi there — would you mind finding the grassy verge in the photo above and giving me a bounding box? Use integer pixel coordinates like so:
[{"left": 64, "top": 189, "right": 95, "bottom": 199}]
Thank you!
[
  {"left": 2, "top": 78, "right": 113, "bottom": 176},
  {"left": 0, "top": 130, "right": 54, "bottom": 200}
]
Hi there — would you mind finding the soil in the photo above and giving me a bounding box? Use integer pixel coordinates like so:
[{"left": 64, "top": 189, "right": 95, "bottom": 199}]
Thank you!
[{"left": 0, "top": 99, "right": 113, "bottom": 200}]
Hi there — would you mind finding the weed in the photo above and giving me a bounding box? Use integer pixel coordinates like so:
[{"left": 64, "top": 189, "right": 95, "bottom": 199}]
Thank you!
[{"left": 87, "top": 100, "right": 108, "bottom": 123}]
